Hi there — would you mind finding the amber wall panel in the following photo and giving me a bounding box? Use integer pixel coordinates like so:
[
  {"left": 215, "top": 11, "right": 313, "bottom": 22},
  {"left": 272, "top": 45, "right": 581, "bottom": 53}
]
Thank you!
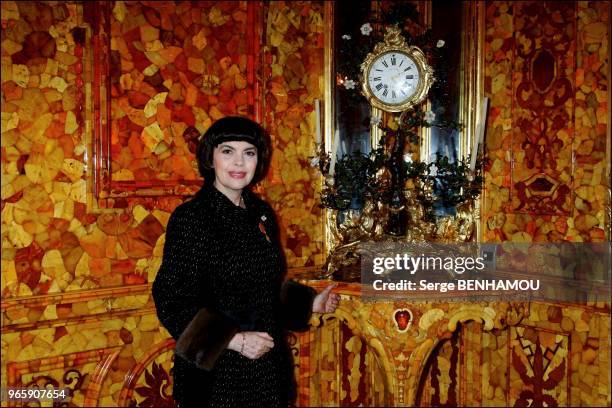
[
  {"left": 483, "top": 0, "right": 609, "bottom": 242},
  {"left": 298, "top": 314, "right": 387, "bottom": 407},
  {"left": 477, "top": 2, "right": 610, "bottom": 406},
  {"left": 477, "top": 303, "right": 610, "bottom": 407},
  {"left": 2, "top": 1, "right": 326, "bottom": 406},
  {"left": 261, "top": 1, "right": 325, "bottom": 268},
  {"left": 1, "top": 2, "right": 97, "bottom": 298},
  {"left": 0, "top": 1, "right": 188, "bottom": 300},
  {"left": 1, "top": 0, "right": 325, "bottom": 297},
  {"left": 418, "top": 330, "right": 461, "bottom": 406},
  {"left": 92, "top": 1, "right": 260, "bottom": 199},
  {"left": 293, "top": 288, "right": 609, "bottom": 407},
  {"left": 510, "top": 2, "right": 575, "bottom": 216}
]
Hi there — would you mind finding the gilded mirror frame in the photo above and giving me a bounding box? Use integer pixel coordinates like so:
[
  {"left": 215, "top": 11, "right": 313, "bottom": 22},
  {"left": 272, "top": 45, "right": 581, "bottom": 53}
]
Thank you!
[{"left": 322, "top": 1, "right": 335, "bottom": 259}]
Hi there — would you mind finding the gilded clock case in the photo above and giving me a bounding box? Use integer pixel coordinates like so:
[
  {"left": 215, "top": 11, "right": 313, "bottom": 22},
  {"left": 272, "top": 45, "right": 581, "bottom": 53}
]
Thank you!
[{"left": 360, "top": 26, "right": 434, "bottom": 112}]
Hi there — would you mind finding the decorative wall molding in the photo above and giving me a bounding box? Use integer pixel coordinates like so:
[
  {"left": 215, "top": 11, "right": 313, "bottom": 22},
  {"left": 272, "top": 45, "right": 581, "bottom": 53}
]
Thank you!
[
  {"left": 7, "top": 346, "right": 122, "bottom": 406},
  {"left": 118, "top": 338, "right": 175, "bottom": 407},
  {"left": 1, "top": 284, "right": 152, "bottom": 331},
  {"left": 87, "top": 1, "right": 264, "bottom": 199}
]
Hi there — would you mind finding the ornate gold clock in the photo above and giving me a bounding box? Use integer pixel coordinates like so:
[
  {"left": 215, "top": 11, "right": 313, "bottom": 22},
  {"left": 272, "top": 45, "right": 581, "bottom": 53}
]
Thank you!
[{"left": 361, "top": 26, "right": 434, "bottom": 112}]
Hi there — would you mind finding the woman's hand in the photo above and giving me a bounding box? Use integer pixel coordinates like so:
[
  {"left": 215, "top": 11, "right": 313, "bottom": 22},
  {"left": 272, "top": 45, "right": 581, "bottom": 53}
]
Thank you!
[
  {"left": 312, "top": 283, "right": 340, "bottom": 313},
  {"left": 228, "top": 332, "right": 274, "bottom": 359}
]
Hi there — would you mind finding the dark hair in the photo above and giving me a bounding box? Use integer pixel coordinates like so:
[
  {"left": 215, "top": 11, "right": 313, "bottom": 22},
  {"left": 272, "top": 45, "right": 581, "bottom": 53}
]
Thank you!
[{"left": 196, "top": 116, "right": 271, "bottom": 185}]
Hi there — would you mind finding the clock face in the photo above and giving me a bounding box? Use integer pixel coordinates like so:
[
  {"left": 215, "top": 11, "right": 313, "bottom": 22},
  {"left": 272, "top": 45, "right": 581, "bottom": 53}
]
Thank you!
[{"left": 366, "top": 51, "right": 420, "bottom": 106}]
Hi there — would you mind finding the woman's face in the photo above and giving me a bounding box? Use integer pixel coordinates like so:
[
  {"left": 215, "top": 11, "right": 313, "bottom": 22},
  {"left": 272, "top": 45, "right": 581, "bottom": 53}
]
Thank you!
[{"left": 212, "top": 140, "right": 258, "bottom": 194}]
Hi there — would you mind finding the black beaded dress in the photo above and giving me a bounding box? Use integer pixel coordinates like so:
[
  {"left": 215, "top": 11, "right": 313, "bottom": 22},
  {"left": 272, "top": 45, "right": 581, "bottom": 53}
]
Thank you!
[{"left": 152, "top": 185, "right": 315, "bottom": 407}]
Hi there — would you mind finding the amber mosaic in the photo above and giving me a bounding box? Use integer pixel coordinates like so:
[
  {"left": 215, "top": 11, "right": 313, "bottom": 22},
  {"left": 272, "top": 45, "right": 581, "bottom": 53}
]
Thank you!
[
  {"left": 261, "top": 1, "right": 326, "bottom": 268},
  {"left": 6, "top": 348, "right": 111, "bottom": 407},
  {"left": 478, "top": 4, "right": 611, "bottom": 403},
  {"left": 418, "top": 330, "right": 460, "bottom": 406},
  {"left": 1, "top": 1, "right": 610, "bottom": 407},
  {"left": 479, "top": 302, "right": 610, "bottom": 407},
  {"left": 483, "top": 0, "right": 609, "bottom": 242},
  {"left": 297, "top": 282, "right": 610, "bottom": 407},
  {"left": 90, "top": 1, "right": 260, "bottom": 199},
  {"left": 2, "top": 1, "right": 328, "bottom": 406},
  {"left": 511, "top": 2, "right": 575, "bottom": 216}
]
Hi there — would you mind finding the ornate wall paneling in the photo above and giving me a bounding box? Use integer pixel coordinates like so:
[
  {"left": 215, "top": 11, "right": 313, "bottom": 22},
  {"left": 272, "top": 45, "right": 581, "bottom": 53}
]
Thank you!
[
  {"left": 1, "top": 1, "right": 93, "bottom": 298},
  {"left": 414, "top": 302, "right": 611, "bottom": 407},
  {"left": 484, "top": 0, "right": 610, "bottom": 242},
  {"left": 511, "top": 1, "right": 576, "bottom": 216},
  {"left": 479, "top": 3, "right": 612, "bottom": 404},
  {"left": 1, "top": 1, "right": 328, "bottom": 406},
  {"left": 1, "top": 283, "right": 177, "bottom": 406},
  {"left": 292, "top": 281, "right": 536, "bottom": 407},
  {"left": 417, "top": 327, "right": 461, "bottom": 407},
  {"left": 418, "top": 304, "right": 606, "bottom": 407},
  {"left": 293, "top": 283, "right": 392, "bottom": 407},
  {"left": 480, "top": 301, "right": 611, "bottom": 407},
  {"left": 302, "top": 302, "right": 390, "bottom": 407},
  {"left": 293, "top": 283, "right": 610, "bottom": 407},
  {"left": 88, "top": 1, "right": 263, "bottom": 203},
  {"left": 5, "top": 345, "right": 122, "bottom": 407},
  {"left": 260, "top": 1, "right": 327, "bottom": 268},
  {"left": 116, "top": 338, "right": 175, "bottom": 407},
  {"left": 508, "top": 325, "right": 569, "bottom": 406}
]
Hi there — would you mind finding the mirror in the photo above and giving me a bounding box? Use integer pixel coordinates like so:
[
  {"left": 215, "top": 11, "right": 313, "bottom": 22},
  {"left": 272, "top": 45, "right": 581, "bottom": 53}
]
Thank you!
[
  {"left": 424, "top": 0, "right": 485, "bottom": 164},
  {"left": 426, "top": 0, "right": 463, "bottom": 163},
  {"left": 329, "top": 1, "right": 485, "bottom": 164},
  {"left": 332, "top": 0, "right": 375, "bottom": 157}
]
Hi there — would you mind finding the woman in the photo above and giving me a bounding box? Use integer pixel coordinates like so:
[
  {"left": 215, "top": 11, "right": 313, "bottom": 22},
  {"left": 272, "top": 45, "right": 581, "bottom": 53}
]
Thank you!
[{"left": 152, "top": 116, "right": 339, "bottom": 407}]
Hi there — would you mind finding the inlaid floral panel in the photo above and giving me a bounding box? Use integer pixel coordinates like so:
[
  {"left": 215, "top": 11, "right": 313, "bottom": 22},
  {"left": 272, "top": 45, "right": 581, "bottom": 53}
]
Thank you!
[
  {"left": 2, "top": 308, "right": 174, "bottom": 406},
  {"left": 117, "top": 340, "right": 175, "bottom": 407},
  {"left": 479, "top": 302, "right": 610, "bottom": 407},
  {"left": 509, "top": 326, "right": 568, "bottom": 406},
  {"left": 483, "top": 0, "right": 609, "bottom": 242},
  {"left": 6, "top": 349, "right": 108, "bottom": 407},
  {"left": 511, "top": 1, "right": 575, "bottom": 216}
]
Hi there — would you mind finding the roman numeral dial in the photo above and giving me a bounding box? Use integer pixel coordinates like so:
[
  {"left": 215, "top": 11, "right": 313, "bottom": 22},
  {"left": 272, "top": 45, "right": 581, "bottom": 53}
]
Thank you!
[
  {"left": 367, "top": 51, "right": 420, "bottom": 106},
  {"left": 360, "top": 27, "right": 434, "bottom": 112}
]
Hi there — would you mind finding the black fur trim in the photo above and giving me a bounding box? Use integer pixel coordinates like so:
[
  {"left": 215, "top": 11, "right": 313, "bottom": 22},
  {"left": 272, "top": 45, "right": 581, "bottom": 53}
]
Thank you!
[
  {"left": 175, "top": 308, "right": 239, "bottom": 370},
  {"left": 280, "top": 280, "right": 317, "bottom": 332}
]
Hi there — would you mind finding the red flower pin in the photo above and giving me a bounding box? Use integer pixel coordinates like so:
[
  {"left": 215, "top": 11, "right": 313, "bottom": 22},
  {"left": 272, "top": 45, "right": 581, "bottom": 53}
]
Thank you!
[{"left": 259, "top": 215, "right": 271, "bottom": 242}]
